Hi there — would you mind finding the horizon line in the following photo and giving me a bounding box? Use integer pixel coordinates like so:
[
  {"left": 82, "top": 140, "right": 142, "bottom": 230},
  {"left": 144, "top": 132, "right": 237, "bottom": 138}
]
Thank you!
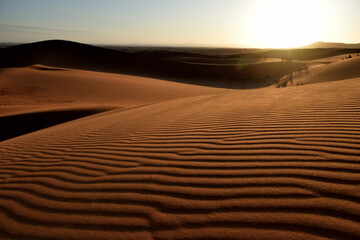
[{"left": 1, "top": 39, "right": 360, "bottom": 50}]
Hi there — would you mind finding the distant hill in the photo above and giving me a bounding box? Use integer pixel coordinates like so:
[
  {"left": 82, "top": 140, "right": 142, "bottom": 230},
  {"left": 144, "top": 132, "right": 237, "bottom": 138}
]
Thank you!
[{"left": 302, "top": 41, "right": 360, "bottom": 49}]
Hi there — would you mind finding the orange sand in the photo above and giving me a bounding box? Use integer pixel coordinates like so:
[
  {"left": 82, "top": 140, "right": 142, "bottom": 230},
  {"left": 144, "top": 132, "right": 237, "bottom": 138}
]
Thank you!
[
  {"left": 1, "top": 41, "right": 360, "bottom": 239},
  {"left": 293, "top": 56, "right": 360, "bottom": 85},
  {"left": 0, "top": 65, "right": 228, "bottom": 117},
  {"left": 1, "top": 73, "right": 360, "bottom": 239}
]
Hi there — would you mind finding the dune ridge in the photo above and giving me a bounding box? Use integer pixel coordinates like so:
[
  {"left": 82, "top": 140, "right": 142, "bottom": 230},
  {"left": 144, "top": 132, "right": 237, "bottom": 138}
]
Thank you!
[{"left": 0, "top": 78, "right": 359, "bottom": 239}]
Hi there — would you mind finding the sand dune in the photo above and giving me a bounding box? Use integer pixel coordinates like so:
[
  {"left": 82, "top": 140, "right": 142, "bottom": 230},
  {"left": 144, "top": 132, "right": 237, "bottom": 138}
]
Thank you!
[
  {"left": 0, "top": 65, "right": 227, "bottom": 111},
  {"left": 1, "top": 40, "right": 359, "bottom": 239},
  {"left": 302, "top": 41, "right": 360, "bottom": 49},
  {"left": 0, "top": 64, "right": 227, "bottom": 141},
  {"left": 263, "top": 48, "right": 360, "bottom": 61},
  {"left": 1, "top": 78, "right": 359, "bottom": 239},
  {"left": 292, "top": 56, "right": 360, "bottom": 85}
]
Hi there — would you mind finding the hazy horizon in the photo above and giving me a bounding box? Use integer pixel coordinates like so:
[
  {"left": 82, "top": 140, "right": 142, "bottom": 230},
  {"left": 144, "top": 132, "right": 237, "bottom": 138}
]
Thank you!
[{"left": 1, "top": 0, "right": 359, "bottom": 48}]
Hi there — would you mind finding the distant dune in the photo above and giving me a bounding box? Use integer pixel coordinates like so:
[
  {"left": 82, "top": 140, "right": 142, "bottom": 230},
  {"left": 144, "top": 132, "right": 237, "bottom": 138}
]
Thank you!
[
  {"left": 302, "top": 41, "right": 360, "bottom": 49},
  {"left": 0, "top": 40, "right": 309, "bottom": 88},
  {"left": 2, "top": 40, "right": 360, "bottom": 88},
  {"left": 263, "top": 48, "right": 360, "bottom": 61},
  {"left": 1, "top": 78, "right": 360, "bottom": 239},
  {"left": 292, "top": 56, "right": 360, "bottom": 85}
]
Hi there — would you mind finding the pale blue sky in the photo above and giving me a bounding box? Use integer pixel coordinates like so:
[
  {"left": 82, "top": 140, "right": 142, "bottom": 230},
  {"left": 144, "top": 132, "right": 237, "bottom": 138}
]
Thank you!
[{"left": 0, "top": 0, "right": 359, "bottom": 47}]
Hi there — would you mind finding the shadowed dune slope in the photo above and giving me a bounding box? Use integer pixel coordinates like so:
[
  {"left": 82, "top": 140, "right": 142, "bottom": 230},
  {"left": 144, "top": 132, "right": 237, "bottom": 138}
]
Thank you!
[
  {"left": 0, "top": 78, "right": 360, "bottom": 239},
  {"left": 293, "top": 57, "right": 360, "bottom": 85},
  {"left": 0, "top": 108, "right": 111, "bottom": 142}
]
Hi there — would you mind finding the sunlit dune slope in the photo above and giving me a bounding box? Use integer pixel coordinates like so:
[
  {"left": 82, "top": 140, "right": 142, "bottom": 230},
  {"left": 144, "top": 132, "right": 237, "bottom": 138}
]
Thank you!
[
  {"left": 293, "top": 56, "right": 360, "bottom": 85},
  {"left": 1, "top": 78, "right": 359, "bottom": 240},
  {"left": 0, "top": 65, "right": 228, "bottom": 141},
  {"left": 0, "top": 65, "right": 228, "bottom": 116}
]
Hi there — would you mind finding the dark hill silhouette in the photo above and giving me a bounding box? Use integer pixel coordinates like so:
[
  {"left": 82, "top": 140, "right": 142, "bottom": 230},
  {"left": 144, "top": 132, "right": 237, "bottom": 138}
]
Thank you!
[
  {"left": 0, "top": 40, "right": 147, "bottom": 73},
  {"left": 0, "top": 40, "right": 308, "bottom": 88}
]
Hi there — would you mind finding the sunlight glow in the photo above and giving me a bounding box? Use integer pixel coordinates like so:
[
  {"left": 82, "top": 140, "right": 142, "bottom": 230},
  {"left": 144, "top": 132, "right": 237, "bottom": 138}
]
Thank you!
[{"left": 248, "top": 0, "right": 334, "bottom": 48}]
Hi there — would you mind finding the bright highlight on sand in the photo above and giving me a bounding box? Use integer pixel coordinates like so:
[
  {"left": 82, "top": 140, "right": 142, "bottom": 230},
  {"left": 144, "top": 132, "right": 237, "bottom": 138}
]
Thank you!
[{"left": 249, "top": 0, "right": 333, "bottom": 48}]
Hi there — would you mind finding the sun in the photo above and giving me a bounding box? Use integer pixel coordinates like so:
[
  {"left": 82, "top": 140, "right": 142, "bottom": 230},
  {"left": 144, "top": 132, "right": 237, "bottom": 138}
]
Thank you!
[{"left": 248, "top": 0, "right": 331, "bottom": 48}]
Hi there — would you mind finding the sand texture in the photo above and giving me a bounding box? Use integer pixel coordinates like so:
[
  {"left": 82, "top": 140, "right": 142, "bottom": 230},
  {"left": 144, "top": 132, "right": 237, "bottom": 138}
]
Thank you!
[{"left": 1, "top": 77, "right": 360, "bottom": 240}]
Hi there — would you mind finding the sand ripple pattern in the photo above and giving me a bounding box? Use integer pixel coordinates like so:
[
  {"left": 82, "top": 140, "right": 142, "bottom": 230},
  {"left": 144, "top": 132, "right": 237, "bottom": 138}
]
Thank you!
[{"left": 1, "top": 79, "right": 360, "bottom": 240}]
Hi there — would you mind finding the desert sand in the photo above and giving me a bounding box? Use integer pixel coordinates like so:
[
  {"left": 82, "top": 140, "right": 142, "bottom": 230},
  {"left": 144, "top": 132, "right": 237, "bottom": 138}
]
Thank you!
[
  {"left": 292, "top": 56, "right": 360, "bottom": 85},
  {"left": 0, "top": 64, "right": 228, "bottom": 141},
  {"left": 0, "top": 41, "right": 360, "bottom": 240},
  {"left": 0, "top": 64, "right": 228, "bottom": 115}
]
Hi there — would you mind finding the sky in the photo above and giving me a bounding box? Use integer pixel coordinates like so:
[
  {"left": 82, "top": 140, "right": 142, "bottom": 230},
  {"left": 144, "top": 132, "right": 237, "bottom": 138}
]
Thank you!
[{"left": 0, "top": 0, "right": 359, "bottom": 48}]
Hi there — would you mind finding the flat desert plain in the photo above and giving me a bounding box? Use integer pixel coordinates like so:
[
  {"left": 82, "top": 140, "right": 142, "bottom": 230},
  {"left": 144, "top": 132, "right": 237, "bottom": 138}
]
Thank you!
[{"left": 0, "top": 42, "right": 360, "bottom": 240}]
